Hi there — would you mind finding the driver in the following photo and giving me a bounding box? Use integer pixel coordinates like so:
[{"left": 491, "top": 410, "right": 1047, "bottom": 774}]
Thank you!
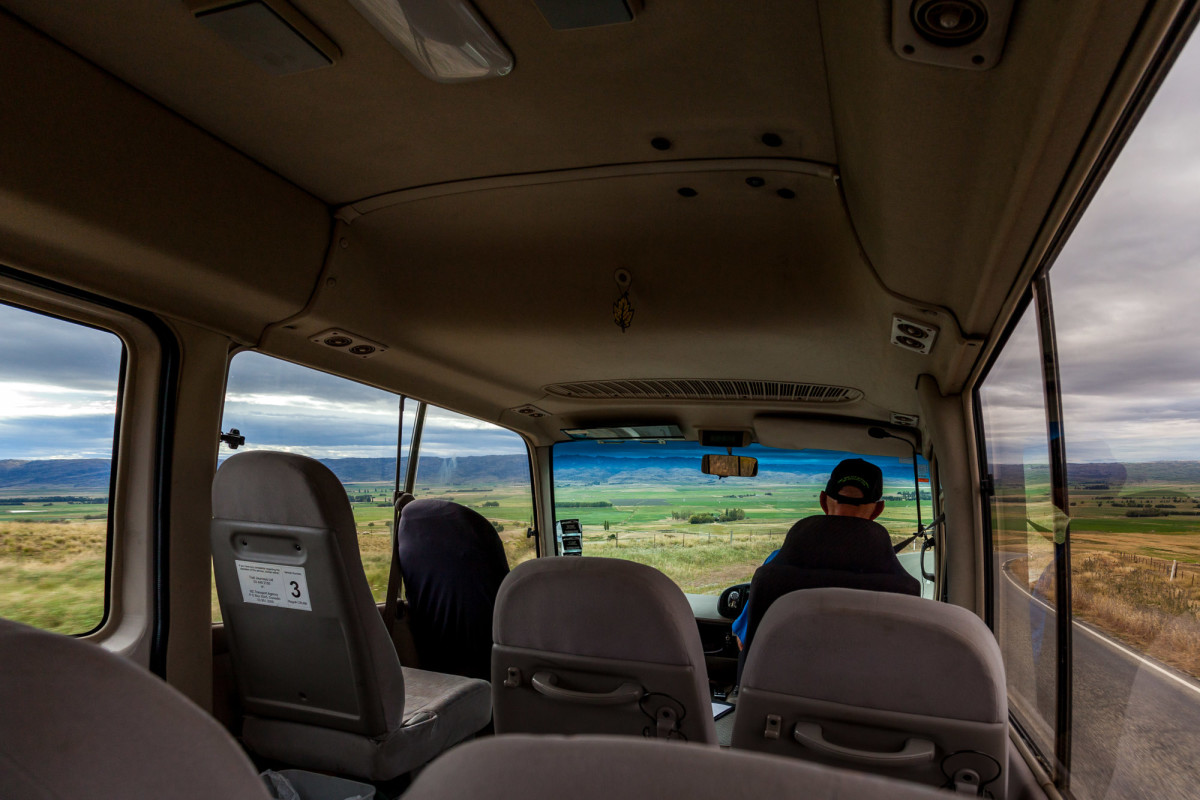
[{"left": 731, "top": 458, "right": 919, "bottom": 654}]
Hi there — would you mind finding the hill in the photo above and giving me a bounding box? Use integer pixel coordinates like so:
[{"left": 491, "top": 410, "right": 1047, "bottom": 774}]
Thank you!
[{"left": 10, "top": 455, "right": 1200, "bottom": 491}]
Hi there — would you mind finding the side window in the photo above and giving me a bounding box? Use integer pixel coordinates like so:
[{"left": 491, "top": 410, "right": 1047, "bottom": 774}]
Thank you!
[
  {"left": 0, "top": 302, "right": 123, "bottom": 634},
  {"left": 412, "top": 406, "right": 535, "bottom": 569},
  {"left": 1047, "top": 30, "right": 1200, "bottom": 798},
  {"left": 978, "top": 307, "right": 1058, "bottom": 760},
  {"left": 220, "top": 352, "right": 405, "bottom": 611}
]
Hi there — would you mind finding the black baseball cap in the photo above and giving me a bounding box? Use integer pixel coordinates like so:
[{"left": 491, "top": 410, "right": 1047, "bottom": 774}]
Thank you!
[{"left": 824, "top": 458, "right": 883, "bottom": 505}]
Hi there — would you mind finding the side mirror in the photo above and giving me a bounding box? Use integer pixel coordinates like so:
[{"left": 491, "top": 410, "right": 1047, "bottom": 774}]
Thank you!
[{"left": 701, "top": 454, "right": 759, "bottom": 477}]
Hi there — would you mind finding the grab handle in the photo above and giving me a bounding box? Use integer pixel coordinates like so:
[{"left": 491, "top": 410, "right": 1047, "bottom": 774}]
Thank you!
[
  {"left": 530, "top": 671, "right": 643, "bottom": 706},
  {"left": 793, "top": 722, "right": 935, "bottom": 766}
]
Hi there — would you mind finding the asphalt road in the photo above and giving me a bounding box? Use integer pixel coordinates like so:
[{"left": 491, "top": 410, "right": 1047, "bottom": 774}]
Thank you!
[{"left": 998, "top": 554, "right": 1200, "bottom": 799}]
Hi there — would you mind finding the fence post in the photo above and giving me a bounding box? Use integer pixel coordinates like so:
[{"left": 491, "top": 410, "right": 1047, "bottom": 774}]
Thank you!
[
  {"left": 729, "top": 531, "right": 733, "bottom": 544},
  {"left": 1171, "top": 560, "right": 1178, "bottom": 581}
]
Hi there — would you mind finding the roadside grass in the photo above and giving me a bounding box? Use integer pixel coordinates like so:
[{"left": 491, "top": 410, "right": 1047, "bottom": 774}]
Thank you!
[
  {"left": 0, "top": 520, "right": 107, "bottom": 633},
  {"left": 1072, "top": 551, "right": 1200, "bottom": 678},
  {"left": 586, "top": 538, "right": 782, "bottom": 593}
]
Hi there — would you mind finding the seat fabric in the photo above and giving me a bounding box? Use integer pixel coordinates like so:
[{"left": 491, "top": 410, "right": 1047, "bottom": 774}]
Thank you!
[
  {"left": 397, "top": 498, "right": 510, "bottom": 680},
  {"left": 404, "top": 734, "right": 950, "bottom": 800},
  {"left": 732, "top": 588, "right": 1008, "bottom": 797},
  {"left": 739, "top": 515, "right": 921, "bottom": 659},
  {"left": 212, "top": 450, "right": 490, "bottom": 780},
  {"left": 491, "top": 556, "right": 717, "bottom": 743},
  {"left": 0, "top": 617, "right": 271, "bottom": 800}
]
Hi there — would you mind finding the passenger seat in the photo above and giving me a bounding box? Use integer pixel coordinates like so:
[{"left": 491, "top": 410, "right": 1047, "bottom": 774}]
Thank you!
[
  {"left": 0, "top": 617, "right": 271, "bottom": 799},
  {"left": 491, "top": 557, "right": 718, "bottom": 743},
  {"left": 404, "top": 734, "right": 950, "bottom": 800},
  {"left": 211, "top": 451, "right": 492, "bottom": 781},
  {"left": 732, "top": 588, "right": 1008, "bottom": 797}
]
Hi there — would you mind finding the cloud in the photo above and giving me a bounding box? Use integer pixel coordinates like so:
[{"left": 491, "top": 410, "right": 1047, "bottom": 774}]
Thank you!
[
  {"left": 0, "top": 305, "right": 123, "bottom": 458},
  {"left": 0, "top": 415, "right": 117, "bottom": 459},
  {"left": 0, "top": 303, "right": 123, "bottom": 391},
  {"left": 980, "top": 38, "right": 1200, "bottom": 464},
  {"left": 221, "top": 352, "right": 526, "bottom": 459}
]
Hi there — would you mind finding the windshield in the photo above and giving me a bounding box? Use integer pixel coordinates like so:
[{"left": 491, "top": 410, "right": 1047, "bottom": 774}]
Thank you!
[{"left": 551, "top": 440, "right": 930, "bottom": 595}]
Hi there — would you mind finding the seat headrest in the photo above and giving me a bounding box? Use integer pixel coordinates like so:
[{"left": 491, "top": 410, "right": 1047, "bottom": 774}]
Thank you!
[
  {"left": 404, "top": 735, "right": 948, "bottom": 800},
  {"left": 212, "top": 450, "right": 354, "bottom": 534},
  {"left": 743, "top": 588, "right": 1005, "bottom": 723},
  {"left": 0, "top": 618, "right": 270, "bottom": 799},
  {"left": 493, "top": 557, "right": 700, "bottom": 666},
  {"left": 399, "top": 498, "right": 499, "bottom": 542}
]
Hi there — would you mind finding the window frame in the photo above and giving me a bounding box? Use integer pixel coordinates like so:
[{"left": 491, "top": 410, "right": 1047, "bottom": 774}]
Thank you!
[
  {"left": 219, "top": 351, "right": 540, "bottom": 579},
  {"left": 0, "top": 265, "right": 176, "bottom": 671},
  {"left": 968, "top": 5, "right": 1200, "bottom": 791}
]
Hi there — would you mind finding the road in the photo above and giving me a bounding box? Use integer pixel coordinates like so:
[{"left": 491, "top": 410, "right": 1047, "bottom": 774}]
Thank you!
[{"left": 998, "top": 554, "right": 1200, "bottom": 799}]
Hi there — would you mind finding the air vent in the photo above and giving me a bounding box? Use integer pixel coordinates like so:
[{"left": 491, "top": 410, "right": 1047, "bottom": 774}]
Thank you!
[
  {"left": 309, "top": 329, "right": 387, "bottom": 359},
  {"left": 544, "top": 380, "right": 862, "bottom": 403}
]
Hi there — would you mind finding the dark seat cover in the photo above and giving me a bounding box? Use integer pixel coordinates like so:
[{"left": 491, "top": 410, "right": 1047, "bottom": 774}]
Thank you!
[
  {"left": 740, "top": 515, "right": 920, "bottom": 662},
  {"left": 397, "top": 499, "right": 510, "bottom": 680}
]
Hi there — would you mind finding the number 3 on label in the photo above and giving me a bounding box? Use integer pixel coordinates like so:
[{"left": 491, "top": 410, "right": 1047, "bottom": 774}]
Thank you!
[{"left": 289, "top": 580, "right": 301, "bottom": 599}]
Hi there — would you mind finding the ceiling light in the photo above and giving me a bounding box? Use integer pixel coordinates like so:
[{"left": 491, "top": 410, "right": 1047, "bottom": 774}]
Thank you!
[{"left": 348, "top": 0, "right": 513, "bottom": 82}]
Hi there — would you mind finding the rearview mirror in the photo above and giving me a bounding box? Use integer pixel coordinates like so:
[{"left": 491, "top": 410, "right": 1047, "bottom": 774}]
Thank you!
[{"left": 701, "top": 454, "right": 758, "bottom": 477}]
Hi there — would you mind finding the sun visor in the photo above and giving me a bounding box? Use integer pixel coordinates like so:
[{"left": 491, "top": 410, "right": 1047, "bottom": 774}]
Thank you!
[{"left": 754, "top": 416, "right": 917, "bottom": 458}]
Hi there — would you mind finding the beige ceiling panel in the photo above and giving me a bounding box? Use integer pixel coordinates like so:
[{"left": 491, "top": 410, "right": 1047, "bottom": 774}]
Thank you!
[
  {"left": 0, "top": 10, "right": 329, "bottom": 341},
  {"left": 818, "top": 0, "right": 1150, "bottom": 335},
  {"left": 755, "top": 415, "right": 916, "bottom": 459},
  {"left": 280, "top": 168, "right": 936, "bottom": 418},
  {"left": 1, "top": 1, "right": 837, "bottom": 204}
]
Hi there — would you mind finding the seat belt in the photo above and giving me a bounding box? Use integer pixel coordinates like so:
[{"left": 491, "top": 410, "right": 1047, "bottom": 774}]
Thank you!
[{"left": 383, "top": 492, "right": 419, "bottom": 665}]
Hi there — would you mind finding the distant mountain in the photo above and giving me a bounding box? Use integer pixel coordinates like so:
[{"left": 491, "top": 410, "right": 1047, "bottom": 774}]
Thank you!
[
  {"left": 0, "top": 459, "right": 112, "bottom": 489},
  {"left": 323, "top": 455, "right": 531, "bottom": 486},
  {"left": 9, "top": 456, "right": 1200, "bottom": 491}
]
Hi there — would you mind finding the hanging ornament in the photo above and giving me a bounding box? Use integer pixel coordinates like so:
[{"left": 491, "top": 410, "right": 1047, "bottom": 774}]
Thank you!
[{"left": 613, "top": 269, "right": 634, "bottom": 333}]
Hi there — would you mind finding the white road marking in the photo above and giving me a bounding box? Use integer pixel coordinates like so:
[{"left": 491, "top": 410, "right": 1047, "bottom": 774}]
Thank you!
[{"left": 1001, "top": 557, "right": 1200, "bottom": 700}]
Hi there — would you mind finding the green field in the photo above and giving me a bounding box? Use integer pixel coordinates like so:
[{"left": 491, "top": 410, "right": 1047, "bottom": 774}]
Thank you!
[
  {"left": 553, "top": 481, "right": 926, "bottom": 594},
  {"left": 8, "top": 476, "right": 1200, "bottom": 639},
  {"left": 993, "top": 480, "right": 1200, "bottom": 678}
]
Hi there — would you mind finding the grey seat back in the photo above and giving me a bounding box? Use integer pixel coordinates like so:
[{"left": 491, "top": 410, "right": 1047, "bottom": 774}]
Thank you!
[
  {"left": 0, "top": 617, "right": 271, "bottom": 800},
  {"left": 404, "top": 734, "right": 950, "bottom": 800},
  {"left": 212, "top": 451, "right": 405, "bottom": 737},
  {"left": 397, "top": 498, "right": 509, "bottom": 680},
  {"left": 732, "top": 588, "right": 1008, "bottom": 797},
  {"left": 492, "top": 557, "right": 717, "bottom": 744}
]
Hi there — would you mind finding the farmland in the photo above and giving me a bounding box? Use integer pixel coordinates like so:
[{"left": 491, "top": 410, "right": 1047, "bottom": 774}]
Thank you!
[
  {"left": 3, "top": 462, "right": 1200, "bottom": 672},
  {"left": 995, "top": 480, "right": 1200, "bottom": 678}
]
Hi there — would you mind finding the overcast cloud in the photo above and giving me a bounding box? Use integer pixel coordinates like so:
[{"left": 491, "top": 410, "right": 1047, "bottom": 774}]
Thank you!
[{"left": 3, "top": 35, "right": 1200, "bottom": 466}]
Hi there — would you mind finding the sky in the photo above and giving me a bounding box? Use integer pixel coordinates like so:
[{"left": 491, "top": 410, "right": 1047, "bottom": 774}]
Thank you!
[
  {"left": 980, "top": 33, "right": 1200, "bottom": 464},
  {"left": 3, "top": 33, "right": 1200, "bottom": 465}
]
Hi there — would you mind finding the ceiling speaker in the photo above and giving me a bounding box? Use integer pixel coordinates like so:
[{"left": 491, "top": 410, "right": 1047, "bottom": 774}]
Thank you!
[
  {"left": 309, "top": 329, "right": 387, "bottom": 359},
  {"left": 891, "top": 315, "right": 939, "bottom": 355},
  {"left": 892, "top": 0, "right": 1014, "bottom": 71}
]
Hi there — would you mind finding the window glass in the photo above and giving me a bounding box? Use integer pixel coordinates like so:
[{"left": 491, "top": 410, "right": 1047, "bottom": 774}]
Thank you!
[
  {"left": 1048, "top": 31, "right": 1200, "bottom": 799},
  {"left": 551, "top": 440, "right": 931, "bottom": 596},
  {"left": 0, "top": 303, "right": 123, "bottom": 634},
  {"left": 413, "top": 406, "right": 535, "bottom": 569},
  {"left": 220, "top": 352, "right": 405, "bottom": 616},
  {"left": 978, "top": 305, "right": 1058, "bottom": 759}
]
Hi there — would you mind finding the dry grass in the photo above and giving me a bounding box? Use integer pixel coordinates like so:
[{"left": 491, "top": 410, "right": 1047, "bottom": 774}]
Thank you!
[
  {"left": 1073, "top": 551, "right": 1200, "bottom": 678},
  {"left": 0, "top": 521, "right": 108, "bottom": 633}
]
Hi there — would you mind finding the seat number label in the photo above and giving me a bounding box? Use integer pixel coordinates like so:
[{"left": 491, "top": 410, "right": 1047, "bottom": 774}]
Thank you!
[{"left": 234, "top": 560, "right": 312, "bottom": 611}]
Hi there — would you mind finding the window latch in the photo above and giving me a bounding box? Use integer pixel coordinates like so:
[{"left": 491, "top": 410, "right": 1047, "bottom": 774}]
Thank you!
[{"left": 219, "top": 428, "right": 246, "bottom": 450}]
